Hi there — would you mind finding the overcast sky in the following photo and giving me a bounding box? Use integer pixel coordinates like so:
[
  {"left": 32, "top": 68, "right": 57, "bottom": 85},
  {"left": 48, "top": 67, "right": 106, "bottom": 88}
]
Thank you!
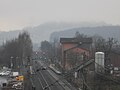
[{"left": 0, "top": 0, "right": 120, "bottom": 31}]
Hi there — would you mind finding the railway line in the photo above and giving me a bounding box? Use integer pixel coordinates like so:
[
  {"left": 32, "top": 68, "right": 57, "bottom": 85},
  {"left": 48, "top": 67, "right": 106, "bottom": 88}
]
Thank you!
[
  {"left": 31, "top": 61, "right": 51, "bottom": 90},
  {"left": 37, "top": 70, "right": 51, "bottom": 90},
  {"left": 30, "top": 60, "right": 76, "bottom": 90}
]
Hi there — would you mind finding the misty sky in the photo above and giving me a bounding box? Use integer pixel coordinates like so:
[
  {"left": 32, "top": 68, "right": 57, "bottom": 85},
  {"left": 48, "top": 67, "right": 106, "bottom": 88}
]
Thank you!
[{"left": 0, "top": 0, "right": 120, "bottom": 31}]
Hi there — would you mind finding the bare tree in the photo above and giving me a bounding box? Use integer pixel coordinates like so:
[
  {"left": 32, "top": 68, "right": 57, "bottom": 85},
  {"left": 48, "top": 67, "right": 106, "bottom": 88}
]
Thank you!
[
  {"left": 75, "top": 31, "right": 87, "bottom": 40},
  {"left": 0, "top": 31, "right": 33, "bottom": 67},
  {"left": 18, "top": 31, "right": 33, "bottom": 58}
]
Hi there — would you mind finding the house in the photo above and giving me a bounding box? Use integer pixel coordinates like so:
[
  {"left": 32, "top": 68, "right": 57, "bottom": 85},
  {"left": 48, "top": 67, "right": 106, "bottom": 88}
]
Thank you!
[
  {"left": 107, "top": 50, "right": 120, "bottom": 70},
  {"left": 60, "top": 38, "right": 92, "bottom": 70}
]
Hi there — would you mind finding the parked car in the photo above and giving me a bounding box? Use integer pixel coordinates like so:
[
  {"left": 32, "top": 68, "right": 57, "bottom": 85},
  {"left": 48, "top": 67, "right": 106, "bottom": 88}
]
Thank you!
[{"left": 0, "top": 71, "right": 6, "bottom": 76}]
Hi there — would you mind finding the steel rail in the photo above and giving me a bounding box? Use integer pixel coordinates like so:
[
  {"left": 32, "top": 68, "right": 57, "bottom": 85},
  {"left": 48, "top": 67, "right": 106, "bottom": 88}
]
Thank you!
[
  {"left": 34, "top": 61, "right": 52, "bottom": 90},
  {"left": 33, "top": 62, "right": 49, "bottom": 90},
  {"left": 38, "top": 70, "right": 52, "bottom": 90}
]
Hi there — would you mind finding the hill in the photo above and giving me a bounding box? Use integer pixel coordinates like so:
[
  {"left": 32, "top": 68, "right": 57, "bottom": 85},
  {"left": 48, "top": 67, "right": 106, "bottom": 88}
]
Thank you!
[
  {"left": 0, "top": 22, "right": 118, "bottom": 50},
  {"left": 0, "top": 22, "right": 108, "bottom": 45},
  {"left": 50, "top": 26, "right": 120, "bottom": 42}
]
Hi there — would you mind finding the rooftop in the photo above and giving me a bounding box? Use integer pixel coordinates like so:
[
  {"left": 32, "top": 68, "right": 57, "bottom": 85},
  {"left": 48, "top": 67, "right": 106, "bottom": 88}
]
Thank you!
[{"left": 60, "top": 38, "right": 92, "bottom": 44}]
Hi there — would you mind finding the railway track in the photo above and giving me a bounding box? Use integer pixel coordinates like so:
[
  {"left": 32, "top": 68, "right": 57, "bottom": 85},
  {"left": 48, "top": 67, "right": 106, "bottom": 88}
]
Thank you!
[
  {"left": 32, "top": 60, "right": 74, "bottom": 90},
  {"left": 37, "top": 71, "right": 52, "bottom": 90},
  {"left": 32, "top": 61, "right": 52, "bottom": 90}
]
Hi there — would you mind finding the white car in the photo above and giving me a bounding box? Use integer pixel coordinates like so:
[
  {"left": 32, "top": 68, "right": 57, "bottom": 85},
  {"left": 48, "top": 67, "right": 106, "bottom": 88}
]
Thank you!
[
  {"left": 41, "top": 66, "right": 47, "bottom": 70},
  {"left": 0, "top": 71, "right": 11, "bottom": 76},
  {"left": 4, "top": 71, "right": 11, "bottom": 75},
  {"left": 0, "top": 71, "right": 6, "bottom": 76}
]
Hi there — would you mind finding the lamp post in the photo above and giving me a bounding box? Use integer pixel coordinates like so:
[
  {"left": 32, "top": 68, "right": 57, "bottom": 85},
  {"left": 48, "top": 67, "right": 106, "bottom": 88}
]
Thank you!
[
  {"left": 10, "top": 56, "right": 13, "bottom": 70},
  {"left": 16, "top": 56, "right": 20, "bottom": 72}
]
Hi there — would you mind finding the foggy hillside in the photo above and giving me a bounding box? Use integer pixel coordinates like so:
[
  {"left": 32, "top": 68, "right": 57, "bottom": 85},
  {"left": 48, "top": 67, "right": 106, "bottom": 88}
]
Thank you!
[
  {"left": 0, "top": 22, "right": 108, "bottom": 45},
  {"left": 50, "top": 26, "right": 120, "bottom": 42}
]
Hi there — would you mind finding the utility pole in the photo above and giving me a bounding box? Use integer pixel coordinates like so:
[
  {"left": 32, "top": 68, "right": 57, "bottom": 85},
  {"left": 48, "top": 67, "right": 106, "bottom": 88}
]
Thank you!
[
  {"left": 82, "top": 68, "right": 87, "bottom": 90},
  {"left": 10, "top": 56, "right": 13, "bottom": 70},
  {"left": 63, "top": 50, "right": 66, "bottom": 73}
]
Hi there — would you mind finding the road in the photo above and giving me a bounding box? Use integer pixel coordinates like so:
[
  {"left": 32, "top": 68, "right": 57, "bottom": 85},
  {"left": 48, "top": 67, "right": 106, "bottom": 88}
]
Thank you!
[{"left": 30, "top": 60, "right": 65, "bottom": 90}]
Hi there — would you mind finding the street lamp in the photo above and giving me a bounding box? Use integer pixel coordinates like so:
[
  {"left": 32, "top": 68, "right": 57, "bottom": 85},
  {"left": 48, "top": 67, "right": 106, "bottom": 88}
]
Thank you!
[
  {"left": 10, "top": 56, "right": 13, "bottom": 70},
  {"left": 16, "top": 57, "right": 20, "bottom": 71}
]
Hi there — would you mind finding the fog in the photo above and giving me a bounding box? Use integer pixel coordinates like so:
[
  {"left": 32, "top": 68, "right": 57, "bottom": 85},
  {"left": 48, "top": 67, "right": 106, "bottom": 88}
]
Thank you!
[{"left": 0, "top": 0, "right": 120, "bottom": 31}]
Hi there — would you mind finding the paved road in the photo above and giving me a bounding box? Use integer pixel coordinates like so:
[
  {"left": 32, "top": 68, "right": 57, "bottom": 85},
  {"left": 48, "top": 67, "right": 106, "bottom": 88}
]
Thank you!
[{"left": 31, "top": 61, "right": 65, "bottom": 90}]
